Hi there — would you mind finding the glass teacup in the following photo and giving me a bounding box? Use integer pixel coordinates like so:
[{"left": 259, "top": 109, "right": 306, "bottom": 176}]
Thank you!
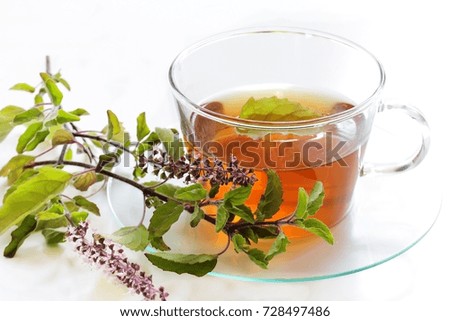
[{"left": 169, "top": 28, "right": 430, "bottom": 238}]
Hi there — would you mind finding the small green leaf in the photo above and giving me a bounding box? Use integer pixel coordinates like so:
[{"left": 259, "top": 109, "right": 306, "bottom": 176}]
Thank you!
[
  {"left": 41, "top": 229, "right": 66, "bottom": 245},
  {"left": 40, "top": 72, "right": 63, "bottom": 106},
  {"left": 306, "top": 181, "right": 324, "bottom": 216},
  {"left": 56, "top": 110, "right": 80, "bottom": 124},
  {"left": 208, "top": 184, "right": 220, "bottom": 198},
  {"left": 256, "top": 169, "right": 283, "bottom": 221},
  {"left": 64, "top": 148, "right": 73, "bottom": 161},
  {"left": 215, "top": 205, "right": 229, "bottom": 232},
  {"left": 13, "top": 108, "right": 42, "bottom": 124},
  {"left": 145, "top": 252, "right": 217, "bottom": 277},
  {"left": 225, "top": 203, "right": 254, "bottom": 223},
  {"left": 110, "top": 225, "right": 149, "bottom": 251},
  {"left": 239, "top": 96, "right": 319, "bottom": 121},
  {"left": 0, "top": 155, "right": 35, "bottom": 184},
  {"left": 24, "top": 129, "right": 49, "bottom": 152},
  {"left": 265, "top": 232, "right": 290, "bottom": 261},
  {"left": 137, "top": 112, "right": 150, "bottom": 141},
  {"left": 73, "top": 171, "right": 97, "bottom": 191},
  {"left": 223, "top": 185, "right": 252, "bottom": 206},
  {"left": 150, "top": 236, "right": 171, "bottom": 251},
  {"left": 68, "top": 108, "right": 89, "bottom": 116},
  {"left": 73, "top": 195, "right": 100, "bottom": 216},
  {"left": 246, "top": 225, "right": 279, "bottom": 240},
  {"left": 146, "top": 182, "right": 180, "bottom": 198},
  {"left": 239, "top": 226, "right": 279, "bottom": 243},
  {"left": 231, "top": 234, "right": 249, "bottom": 253},
  {"left": 296, "top": 218, "right": 334, "bottom": 245},
  {"left": 58, "top": 78, "right": 71, "bottom": 91},
  {"left": 34, "top": 94, "right": 44, "bottom": 105},
  {"left": 148, "top": 201, "right": 184, "bottom": 238},
  {"left": 3, "top": 215, "right": 37, "bottom": 258},
  {"left": 71, "top": 211, "right": 88, "bottom": 225},
  {"left": 174, "top": 183, "right": 207, "bottom": 202},
  {"left": 155, "top": 127, "right": 183, "bottom": 160},
  {"left": 0, "top": 105, "right": 25, "bottom": 142},
  {"left": 0, "top": 167, "right": 72, "bottom": 234},
  {"left": 190, "top": 204, "right": 205, "bottom": 228},
  {"left": 35, "top": 211, "right": 67, "bottom": 230},
  {"left": 107, "top": 110, "right": 121, "bottom": 140},
  {"left": 294, "top": 187, "right": 309, "bottom": 219},
  {"left": 52, "top": 129, "right": 74, "bottom": 146},
  {"left": 16, "top": 122, "right": 43, "bottom": 153},
  {"left": 247, "top": 248, "right": 269, "bottom": 269},
  {"left": 10, "top": 83, "right": 35, "bottom": 93}
]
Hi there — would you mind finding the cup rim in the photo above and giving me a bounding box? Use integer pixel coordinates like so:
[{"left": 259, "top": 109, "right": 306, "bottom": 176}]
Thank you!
[{"left": 168, "top": 27, "right": 385, "bottom": 130}]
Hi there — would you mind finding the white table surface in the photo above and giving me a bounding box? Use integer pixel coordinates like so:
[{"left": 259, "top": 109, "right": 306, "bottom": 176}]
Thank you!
[{"left": 0, "top": 0, "right": 448, "bottom": 302}]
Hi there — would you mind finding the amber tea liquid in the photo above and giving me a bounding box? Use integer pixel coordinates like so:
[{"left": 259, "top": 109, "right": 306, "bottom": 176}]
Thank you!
[{"left": 189, "top": 87, "right": 362, "bottom": 238}]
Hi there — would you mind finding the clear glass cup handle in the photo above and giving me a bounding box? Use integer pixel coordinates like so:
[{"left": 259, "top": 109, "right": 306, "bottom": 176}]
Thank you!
[{"left": 360, "top": 102, "right": 430, "bottom": 176}]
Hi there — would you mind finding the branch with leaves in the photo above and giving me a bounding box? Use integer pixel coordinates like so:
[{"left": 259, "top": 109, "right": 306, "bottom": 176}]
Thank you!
[{"left": 0, "top": 63, "right": 334, "bottom": 300}]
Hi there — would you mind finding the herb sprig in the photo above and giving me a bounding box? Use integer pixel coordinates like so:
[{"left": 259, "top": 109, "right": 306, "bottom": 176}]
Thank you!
[{"left": 0, "top": 60, "right": 334, "bottom": 300}]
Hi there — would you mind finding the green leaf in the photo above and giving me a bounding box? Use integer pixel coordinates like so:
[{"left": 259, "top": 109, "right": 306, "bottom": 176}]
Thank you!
[
  {"left": 41, "top": 229, "right": 66, "bottom": 245},
  {"left": 64, "top": 148, "right": 73, "bottom": 161},
  {"left": 0, "top": 167, "right": 72, "bottom": 234},
  {"left": 155, "top": 127, "right": 183, "bottom": 160},
  {"left": 52, "top": 129, "right": 74, "bottom": 146},
  {"left": 306, "top": 181, "right": 324, "bottom": 216},
  {"left": 73, "top": 171, "right": 97, "bottom": 191},
  {"left": 136, "top": 112, "right": 150, "bottom": 141},
  {"left": 148, "top": 201, "right": 184, "bottom": 238},
  {"left": 68, "top": 108, "right": 89, "bottom": 116},
  {"left": 215, "top": 205, "right": 229, "bottom": 232},
  {"left": 0, "top": 155, "right": 35, "bottom": 184},
  {"left": 174, "top": 183, "right": 207, "bottom": 202},
  {"left": 10, "top": 83, "right": 35, "bottom": 93},
  {"left": 34, "top": 94, "right": 44, "bottom": 105},
  {"left": 247, "top": 248, "right": 269, "bottom": 269},
  {"left": 58, "top": 78, "right": 71, "bottom": 91},
  {"left": 239, "top": 226, "right": 280, "bottom": 243},
  {"left": 55, "top": 109, "right": 80, "bottom": 124},
  {"left": 16, "top": 122, "right": 43, "bottom": 153},
  {"left": 0, "top": 105, "right": 25, "bottom": 142},
  {"left": 107, "top": 110, "right": 121, "bottom": 140},
  {"left": 145, "top": 182, "right": 180, "bottom": 198},
  {"left": 36, "top": 211, "right": 67, "bottom": 230},
  {"left": 110, "top": 225, "right": 149, "bottom": 251},
  {"left": 150, "top": 236, "right": 171, "bottom": 251},
  {"left": 296, "top": 218, "right": 334, "bottom": 245},
  {"left": 3, "top": 215, "right": 37, "bottom": 258},
  {"left": 13, "top": 108, "right": 42, "bottom": 124},
  {"left": 239, "top": 96, "right": 319, "bottom": 121},
  {"left": 190, "top": 204, "right": 205, "bottom": 228},
  {"left": 73, "top": 195, "right": 100, "bottom": 216},
  {"left": 208, "top": 184, "right": 220, "bottom": 198},
  {"left": 265, "top": 232, "right": 290, "bottom": 261},
  {"left": 24, "top": 129, "right": 49, "bottom": 152},
  {"left": 223, "top": 185, "right": 252, "bottom": 206},
  {"left": 256, "top": 169, "right": 283, "bottom": 221},
  {"left": 145, "top": 252, "right": 217, "bottom": 277},
  {"left": 71, "top": 211, "right": 89, "bottom": 225},
  {"left": 294, "top": 187, "right": 309, "bottom": 219},
  {"left": 40, "top": 72, "right": 63, "bottom": 106},
  {"left": 226, "top": 203, "right": 254, "bottom": 223},
  {"left": 231, "top": 234, "right": 249, "bottom": 253}
]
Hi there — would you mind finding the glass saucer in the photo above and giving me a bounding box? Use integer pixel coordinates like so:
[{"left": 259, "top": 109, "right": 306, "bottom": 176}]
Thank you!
[{"left": 107, "top": 155, "right": 441, "bottom": 282}]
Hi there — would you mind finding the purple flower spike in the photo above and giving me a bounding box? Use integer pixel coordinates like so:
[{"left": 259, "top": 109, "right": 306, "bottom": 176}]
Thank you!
[{"left": 67, "top": 222, "right": 168, "bottom": 301}]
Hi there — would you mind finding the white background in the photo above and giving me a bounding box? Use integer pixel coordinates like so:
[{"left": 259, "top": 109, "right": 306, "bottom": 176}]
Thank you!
[{"left": 0, "top": 0, "right": 448, "bottom": 307}]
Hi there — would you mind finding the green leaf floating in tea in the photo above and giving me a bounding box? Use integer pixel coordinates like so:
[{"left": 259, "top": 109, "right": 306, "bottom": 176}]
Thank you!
[{"left": 239, "top": 96, "right": 320, "bottom": 121}]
